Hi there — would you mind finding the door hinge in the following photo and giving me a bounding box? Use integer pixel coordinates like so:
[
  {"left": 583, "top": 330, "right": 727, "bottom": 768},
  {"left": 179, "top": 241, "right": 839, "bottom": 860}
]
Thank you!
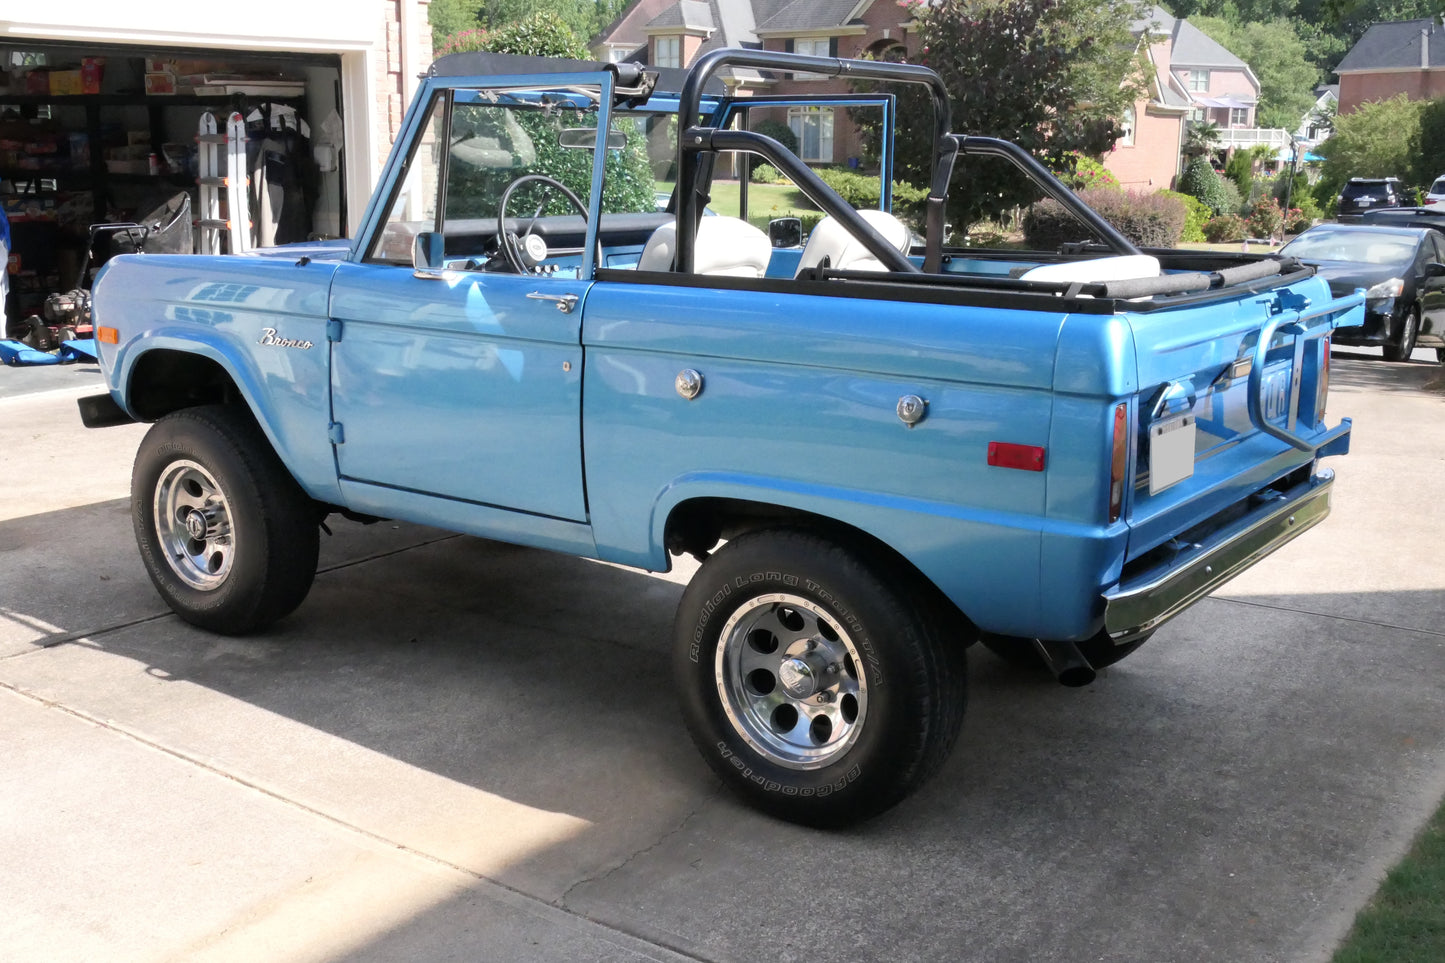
[
  {"left": 326, "top": 319, "right": 344, "bottom": 342},
  {"left": 328, "top": 422, "right": 345, "bottom": 444}
]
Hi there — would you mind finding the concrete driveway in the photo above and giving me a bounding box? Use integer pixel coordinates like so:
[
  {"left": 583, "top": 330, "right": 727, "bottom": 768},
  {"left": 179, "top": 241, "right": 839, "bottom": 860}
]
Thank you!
[{"left": 1, "top": 352, "right": 1442, "bottom": 963}]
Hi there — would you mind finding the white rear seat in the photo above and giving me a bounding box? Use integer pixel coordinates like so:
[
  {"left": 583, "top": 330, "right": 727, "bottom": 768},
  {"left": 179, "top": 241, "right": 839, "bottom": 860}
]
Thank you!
[{"left": 794, "top": 209, "right": 911, "bottom": 276}]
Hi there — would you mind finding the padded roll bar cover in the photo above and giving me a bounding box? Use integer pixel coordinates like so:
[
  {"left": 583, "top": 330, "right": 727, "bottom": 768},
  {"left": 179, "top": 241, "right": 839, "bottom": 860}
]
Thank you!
[{"left": 1214, "top": 258, "right": 1286, "bottom": 287}]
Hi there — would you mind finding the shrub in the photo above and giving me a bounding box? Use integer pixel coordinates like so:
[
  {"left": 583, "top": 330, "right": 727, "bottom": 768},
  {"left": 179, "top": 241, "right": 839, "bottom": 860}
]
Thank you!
[
  {"left": 749, "top": 120, "right": 797, "bottom": 176},
  {"left": 1023, "top": 189, "right": 1186, "bottom": 250},
  {"left": 751, "top": 163, "right": 781, "bottom": 184},
  {"left": 1285, "top": 207, "right": 1313, "bottom": 234},
  {"left": 1178, "top": 156, "right": 1230, "bottom": 216},
  {"left": 1052, "top": 151, "right": 1121, "bottom": 192},
  {"left": 1218, "top": 176, "right": 1244, "bottom": 216},
  {"left": 1203, "top": 214, "right": 1247, "bottom": 243},
  {"left": 1159, "top": 189, "right": 1210, "bottom": 243},
  {"left": 1246, "top": 197, "right": 1286, "bottom": 239},
  {"left": 812, "top": 168, "right": 928, "bottom": 218},
  {"left": 1224, "top": 151, "right": 1254, "bottom": 200}
]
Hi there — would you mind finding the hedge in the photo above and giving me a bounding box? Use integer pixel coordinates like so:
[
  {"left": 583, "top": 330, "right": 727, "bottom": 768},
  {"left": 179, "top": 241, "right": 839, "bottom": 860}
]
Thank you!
[{"left": 1023, "top": 188, "right": 1187, "bottom": 250}]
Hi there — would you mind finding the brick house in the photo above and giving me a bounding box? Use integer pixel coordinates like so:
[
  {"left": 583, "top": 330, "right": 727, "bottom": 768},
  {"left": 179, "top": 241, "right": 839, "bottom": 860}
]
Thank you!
[
  {"left": 591, "top": 0, "right": 921, "bottom": 167},
  {"left": 1334, "top": 18, "right": 1445, "bottom": 113}
]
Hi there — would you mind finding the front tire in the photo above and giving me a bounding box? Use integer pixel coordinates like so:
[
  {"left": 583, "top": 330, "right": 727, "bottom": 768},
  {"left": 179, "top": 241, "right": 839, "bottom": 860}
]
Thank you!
[
  {"left": 132, "top": 404, "right": 319, "bottom": 634},
  {"left": 1383, "top": 305, "right": 1419, "bottom": 361},
  {"left": 673, "top": 530, "right": 966, "bottom": 827}
]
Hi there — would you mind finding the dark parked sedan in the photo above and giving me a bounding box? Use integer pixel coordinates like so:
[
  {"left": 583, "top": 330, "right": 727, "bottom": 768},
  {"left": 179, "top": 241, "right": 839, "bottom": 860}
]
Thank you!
[
  {"left": 1359, "top": 206, "right": 1445, "bottom": 234},
  {"left": 1279, "top": 224, "right": 1445, "bottom": 362}
]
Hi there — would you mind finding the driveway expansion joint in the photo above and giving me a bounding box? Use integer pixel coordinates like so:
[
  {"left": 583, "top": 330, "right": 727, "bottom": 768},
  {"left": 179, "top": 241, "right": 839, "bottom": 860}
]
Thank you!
[
  {"left": 1209, "top": 594, "right": 1445, "bottom": 640},
  {"left": 556, "top": 785, "right": 721, "bottom": 909}
]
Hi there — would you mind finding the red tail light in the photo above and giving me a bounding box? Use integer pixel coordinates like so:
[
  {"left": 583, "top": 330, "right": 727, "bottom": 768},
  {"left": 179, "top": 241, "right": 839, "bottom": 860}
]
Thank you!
[{"left": 1109, "top": 402, "right": 1129, "bottom": 523}]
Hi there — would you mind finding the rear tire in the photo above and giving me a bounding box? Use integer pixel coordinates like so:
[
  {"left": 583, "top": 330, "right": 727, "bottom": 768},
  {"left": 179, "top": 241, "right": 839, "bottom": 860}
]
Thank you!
[
  {"left": 674, "top": 529, "right": 966, "bottom": 827},
  {"left": 1383, "top": 305, "right": 1419, "bottom": 361},
  {"left": 132, "top": 404, "right": 319, "bottom": 634}
]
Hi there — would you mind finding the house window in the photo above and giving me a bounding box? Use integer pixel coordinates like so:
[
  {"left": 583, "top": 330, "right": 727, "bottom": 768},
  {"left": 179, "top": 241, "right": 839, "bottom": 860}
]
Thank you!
[
  {"left": 1230, "top": 107, "right": 1249, "bottom": 126},
  {"left": 655, "top": 36, "right": 680, "bottom": 69},
  {"left": 1118, "top": 106, "right": 1136, "bottom": 147},
  {"left": 788, "top": 106, "right": 835, "bottom": 162},
  {"left": 1190, "top": 107, "right": 1206, "bottom": 122},
  {"left": 1187, "top": 70, "right": 1209, "bottom": 92},
  {"left": 608, "top": 46, "right": 631, "bottom": 63},
  {"left": 795, "top": 36, "right": 831, "bottom": 58}
]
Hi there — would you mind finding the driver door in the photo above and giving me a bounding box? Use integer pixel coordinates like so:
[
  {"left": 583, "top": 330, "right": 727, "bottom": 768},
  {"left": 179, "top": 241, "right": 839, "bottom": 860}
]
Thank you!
[{"left": 328, "top": 82, "right": 607, "bottom": 523}]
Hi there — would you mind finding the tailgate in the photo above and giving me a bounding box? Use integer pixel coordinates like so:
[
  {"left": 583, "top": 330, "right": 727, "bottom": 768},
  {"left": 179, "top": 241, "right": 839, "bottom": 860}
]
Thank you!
[{"left": 1122, "top": 281, "right": 1361, "bottom": 562}]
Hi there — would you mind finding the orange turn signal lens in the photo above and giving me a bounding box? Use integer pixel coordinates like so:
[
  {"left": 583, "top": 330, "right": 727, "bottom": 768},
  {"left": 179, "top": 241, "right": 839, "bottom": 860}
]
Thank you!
[
  {"left": 97, "top": 326, "right": 120, "bottom": 344},
  {"left": 1109, "top": 402, "right": 1129, "bottom": 523}
]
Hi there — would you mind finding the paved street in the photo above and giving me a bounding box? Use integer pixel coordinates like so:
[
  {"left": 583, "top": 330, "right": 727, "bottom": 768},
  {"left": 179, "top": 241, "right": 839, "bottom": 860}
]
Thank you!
[{"left": 1, "top": 350, "right": 1442, "bottom": 963}]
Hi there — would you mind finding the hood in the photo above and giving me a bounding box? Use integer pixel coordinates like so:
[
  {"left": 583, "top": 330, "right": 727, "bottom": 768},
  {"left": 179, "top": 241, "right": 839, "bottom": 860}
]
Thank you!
[
  {"left": 246, "top": 239, "right": 352, "bottom": 261},
  {"left": 1305, "top": 260, "right": 1407, "bottom": 296}
]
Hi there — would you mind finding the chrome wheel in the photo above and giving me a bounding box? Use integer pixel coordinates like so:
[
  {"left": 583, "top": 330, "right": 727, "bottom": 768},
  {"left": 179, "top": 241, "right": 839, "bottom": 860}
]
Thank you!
[
  {"left": 153, "top": 459, "right": 234, "bottom": 591},
  {"left": 714, "top": 592, "right": 868, "bottom": 770}
]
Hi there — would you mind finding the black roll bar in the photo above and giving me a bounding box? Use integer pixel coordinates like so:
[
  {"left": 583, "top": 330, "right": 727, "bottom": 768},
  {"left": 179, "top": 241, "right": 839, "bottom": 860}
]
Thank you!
[
  {"left": 950, "top": 136, "right": 1142, "bottom": 256},
  {"left": 675, "top": 48, "right": 954, "bottom": 274},
  {"left": 696, "top": 128, "right": 918, "bottom": 273}
]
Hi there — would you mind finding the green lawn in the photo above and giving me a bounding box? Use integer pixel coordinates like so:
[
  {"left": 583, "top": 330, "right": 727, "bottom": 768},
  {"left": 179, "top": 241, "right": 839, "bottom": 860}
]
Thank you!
[
  {"left": 659, "top": 179, "right": 820, "bottom": 229},
  {"left": 1332, "top": 800, "right": 1445, "bottom": 963}
]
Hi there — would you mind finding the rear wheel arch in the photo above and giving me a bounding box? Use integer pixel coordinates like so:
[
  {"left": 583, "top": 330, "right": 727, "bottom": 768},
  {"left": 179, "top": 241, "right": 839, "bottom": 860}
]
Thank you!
[{"left": 662, "top": 496, "right": 977, "bottom": 649}]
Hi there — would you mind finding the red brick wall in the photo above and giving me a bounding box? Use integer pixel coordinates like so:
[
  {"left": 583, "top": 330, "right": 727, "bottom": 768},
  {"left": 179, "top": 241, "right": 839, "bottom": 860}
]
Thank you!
[
  {"left": 1338, "top": 70, "right": 1445, "bottom": 113},
  {"left": 375, "top": 0, "right": 431, "bottom": 171}
]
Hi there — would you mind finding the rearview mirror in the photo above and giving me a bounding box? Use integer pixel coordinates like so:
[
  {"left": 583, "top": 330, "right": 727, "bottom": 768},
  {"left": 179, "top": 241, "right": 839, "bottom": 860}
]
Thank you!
[
  {"left": 558, "top": 128, "right": 626, "bottom": 150},
  {"left": 1425, "top": 261, "right": 1445, "bottom": 277},
  {"left": 768, "top": 217, "right": 802, "bottom": 249}
]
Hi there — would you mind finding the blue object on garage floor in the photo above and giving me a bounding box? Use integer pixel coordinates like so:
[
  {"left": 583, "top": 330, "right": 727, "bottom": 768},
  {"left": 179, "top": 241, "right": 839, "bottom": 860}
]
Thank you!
[
  {"left": 0, "top": 339, "right": 62, "bottom": 366},
  {"left": 58, "top": 339, "right": 99, "bottom": 363}
]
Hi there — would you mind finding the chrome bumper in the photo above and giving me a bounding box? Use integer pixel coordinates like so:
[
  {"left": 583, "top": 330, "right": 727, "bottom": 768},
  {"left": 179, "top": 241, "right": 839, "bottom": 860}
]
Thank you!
[{"left": 1102, "top": 468, "right": 1335, "bottom": 639}]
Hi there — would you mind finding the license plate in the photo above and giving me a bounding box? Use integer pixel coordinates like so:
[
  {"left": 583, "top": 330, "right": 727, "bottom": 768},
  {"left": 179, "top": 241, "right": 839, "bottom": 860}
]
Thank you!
[
  {"left": 1355, "top": 198, "right": 1371, "bottom": 207},
  {"left": 1149, "top": 415, "right": 1196, "bottom": 495}
]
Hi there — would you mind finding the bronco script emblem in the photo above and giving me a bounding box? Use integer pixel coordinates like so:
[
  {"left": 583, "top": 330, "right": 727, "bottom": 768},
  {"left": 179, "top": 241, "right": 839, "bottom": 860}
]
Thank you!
[{"left": 258, "top": 327, "right": 314, "bottom": 350}]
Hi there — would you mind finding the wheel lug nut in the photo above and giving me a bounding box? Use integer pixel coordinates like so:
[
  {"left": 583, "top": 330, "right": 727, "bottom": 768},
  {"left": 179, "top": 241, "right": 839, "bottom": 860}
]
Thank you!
[{"left": 817, "top": 691, "right": 833, "bottom": 704}]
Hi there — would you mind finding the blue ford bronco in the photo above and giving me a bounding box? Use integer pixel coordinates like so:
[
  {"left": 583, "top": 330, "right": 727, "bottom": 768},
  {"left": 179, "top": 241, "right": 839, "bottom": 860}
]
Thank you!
[{"left": 80, "top": 49, "right": 1360, "bottom": 826}]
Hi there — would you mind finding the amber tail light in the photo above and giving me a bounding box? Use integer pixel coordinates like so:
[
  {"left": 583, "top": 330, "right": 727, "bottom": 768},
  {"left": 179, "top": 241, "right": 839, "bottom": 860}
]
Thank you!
[
  {"left": 1109, "top": 402, "right": 1129, "bottom": 523},
  {"left": 1317, "top": 335, "right": 1331, "bottom": 422}
]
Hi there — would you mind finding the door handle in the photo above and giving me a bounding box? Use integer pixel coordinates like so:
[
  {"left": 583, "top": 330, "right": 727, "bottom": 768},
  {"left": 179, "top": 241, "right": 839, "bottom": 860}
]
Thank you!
[{"left": 526, "top": 291, "right": 579, "bottom": 314}]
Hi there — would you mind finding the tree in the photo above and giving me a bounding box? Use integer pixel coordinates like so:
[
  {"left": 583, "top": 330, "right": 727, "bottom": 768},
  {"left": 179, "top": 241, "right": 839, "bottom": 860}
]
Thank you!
[
  {"left": 1409, "top": 97, "right": 1445, "bottom": 188},
  {"left": 1192, "top": 17, "right": 1320, "bottom": 130},
  {"left": 430, "top": 0, "right": 626, "bottom": 54},
  {"left": 1314, "top": 94, "right": 1426, "bottom": 203},
  {"left": 1183, "top": 119, "right": 1221, "bottom": 158},
  {"left": 891, "top": 0, "right": 1149, "bottom": 228}
]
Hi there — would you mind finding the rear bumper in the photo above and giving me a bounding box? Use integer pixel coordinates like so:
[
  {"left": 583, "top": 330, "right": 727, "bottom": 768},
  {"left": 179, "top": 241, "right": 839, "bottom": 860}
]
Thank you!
[{"left": 1102, "top": 467, "right": 1336, "bottom": 640}]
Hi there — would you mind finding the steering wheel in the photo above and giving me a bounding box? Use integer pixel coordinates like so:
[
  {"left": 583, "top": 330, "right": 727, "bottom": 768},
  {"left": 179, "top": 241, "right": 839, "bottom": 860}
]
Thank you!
[{"left": 496, "top": 174, "right": 591, "bottom": 274}]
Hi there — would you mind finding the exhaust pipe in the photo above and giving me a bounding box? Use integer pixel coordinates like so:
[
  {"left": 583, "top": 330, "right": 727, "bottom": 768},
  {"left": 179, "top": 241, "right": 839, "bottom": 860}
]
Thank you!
[{"left": 1031, "top": 639, "right": 1097, "bottom": 687}]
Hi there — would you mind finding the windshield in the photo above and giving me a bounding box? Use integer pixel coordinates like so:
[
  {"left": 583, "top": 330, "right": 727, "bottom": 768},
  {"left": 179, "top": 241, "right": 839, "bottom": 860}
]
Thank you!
[{"left": 1281, "top": 229, "right": 1416, "bottom": 266}]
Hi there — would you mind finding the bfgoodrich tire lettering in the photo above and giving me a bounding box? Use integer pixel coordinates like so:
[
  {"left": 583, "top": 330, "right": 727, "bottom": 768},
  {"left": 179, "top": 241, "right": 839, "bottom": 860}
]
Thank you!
[
  {"left": 132, "top": 404, "right": 319, "bottom": 634},
  {"left": 674, "top": 529, "right": 966, "bottom": 827}
]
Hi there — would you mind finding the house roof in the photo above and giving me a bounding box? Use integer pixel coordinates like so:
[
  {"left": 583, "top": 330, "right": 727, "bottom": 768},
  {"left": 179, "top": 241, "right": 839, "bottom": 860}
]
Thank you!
[
  {"left": 1335, "top": 19, "right": 1445, "bottom": 73},
  {"left": 754, "top": 0, "right": 869, "bottom": 33},
  {"left": 1169, "top": 17, "right": 1250, "bottom": 71},
  {"left": 646, "top": 0, "right": 714, "bottom": 31}
]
